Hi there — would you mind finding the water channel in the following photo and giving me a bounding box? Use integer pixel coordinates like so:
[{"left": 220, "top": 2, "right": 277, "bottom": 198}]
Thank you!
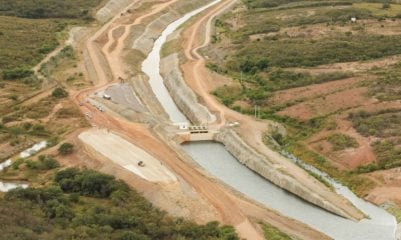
[
  {"left": 140, "top": 0, "right": 397, "bottom": 239},
  {"left": 0, "top": 141, "right": 47, "bottom": 192}
]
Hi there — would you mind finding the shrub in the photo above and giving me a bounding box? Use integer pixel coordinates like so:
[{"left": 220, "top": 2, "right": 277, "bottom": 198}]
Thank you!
[
  {"left": 55, "top": 168, "right": 128, "bottom": 198},
  {"left": 38, "top": 155, "right": 60, "bottom": 170},
  {"left": 26, "top": 156, "right": 59, "bottom": 170},
  {"left": 46, "top": 136, "right": 59, "bottom": 148},
  {"left": 58, "top": 142, "right": 74, "bottom": 155},
  {"left": 30, "top": 124, "right": 49, "bottom": 137},
  {"left": 327, "top": 133, "right": 359, "bottom": 151},
  {"left": 372, "top": 140, "right": 401, "bottom": 169},
  {"left": 12, "top": 158, "right": 25, "bottom": 170},
  {"left": 2, "top": 67, "right": 33, "bottom": 80},
  {"left": 262, "top": 222, "right": 292, "bottom": 240},
  {"left": 2, "top": 115, "right": 17, "bottom": 124},
  {"left": 349, "top": 109, "right": 401, "bottom": 138},
  {"left": 382, "top": 3, "right": 391, "bottom": 9},
  {"left": 52, "top": 87, "right": 69, "bottom": 98}
]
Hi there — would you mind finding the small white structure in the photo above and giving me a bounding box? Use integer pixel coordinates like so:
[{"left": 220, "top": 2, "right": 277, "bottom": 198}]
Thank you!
[
  {"left": 174, "top": 122, "right": 189, "bottom": 130},
  {"left": 103, "top": 94, "right": 111, "bottom": 100},
  {"left": 227, "top": 121, "right": 240, "bottom": 127},
  {"left": 351, "top": 17, "right": 357, "bottom": 22}
]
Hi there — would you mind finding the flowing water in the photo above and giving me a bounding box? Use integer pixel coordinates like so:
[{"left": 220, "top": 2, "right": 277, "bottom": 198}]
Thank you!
[
  {"left": 142, "top": 0, "right": 221, "bottom": 123},
  {"left": 182, "top": 142, "right": 396, "bottom": 240},
  {"left": 140, "top": 0, "right": 397, "bottom": 239},
  {"left": 0, "top": 160, "right": 26, "bottom": 192},
  {"left": 0, "top": 141, "right": 46, "bottom": 192}
]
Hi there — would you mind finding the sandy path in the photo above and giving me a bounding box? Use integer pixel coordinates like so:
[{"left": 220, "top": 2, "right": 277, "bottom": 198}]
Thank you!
[
  {"left": 180, "top": 0, "right": 364, "bottom": 220},
  {"left": 102, "top": 0, "right": 180, "bottom": 81},
  {"left": 71, "top": 0, "right": 178, "bottom": 119},
  {"left": 85, "top": 0, "right": 147, "bottom": 86},
  {"left": 79, "top": 129, "right": 177, "bottom": 183}
]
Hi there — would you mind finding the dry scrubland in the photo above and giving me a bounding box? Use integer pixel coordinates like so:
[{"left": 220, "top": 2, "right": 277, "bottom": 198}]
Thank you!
[
  {"left": 206, "top": 0, "right": 401, "bottom": 212},
  {"left": 0, "top": 0, "right": 99, "bottom": 162},
  {"left": 0, "top": 1, "right": 244, "bottom": 239}
]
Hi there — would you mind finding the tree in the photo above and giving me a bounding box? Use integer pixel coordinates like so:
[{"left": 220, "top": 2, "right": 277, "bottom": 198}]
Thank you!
[
  {"left": 58, "top": 142, "right": 74, "bottom": 155},
  {"left": 2, "top": 67, "right": 33, "bottom": 80},
  {"left": 382, "top": 2, "right": 391, "bottom": 9},
  {"left": 52, "top": 87, "right": 69, "bottom": 98}
]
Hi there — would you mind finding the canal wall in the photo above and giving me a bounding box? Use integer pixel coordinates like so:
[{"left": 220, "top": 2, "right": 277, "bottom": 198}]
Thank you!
[
  {"left": 160, "top": 54, "right": 216, "bottom": 124},
  {"left": 96, "top": 0, "right": 133, "bottom": 23},
  {"left": 132, "top": 0, "right": 214, "bottom": 55},
  {"left": 215, "top": 128, "right": 359, "bottom": 220}
]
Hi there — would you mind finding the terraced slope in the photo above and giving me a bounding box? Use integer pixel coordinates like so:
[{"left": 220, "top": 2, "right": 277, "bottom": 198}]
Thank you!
[{"left": 205, "top": 0, "right": 401, "bottom": 210}]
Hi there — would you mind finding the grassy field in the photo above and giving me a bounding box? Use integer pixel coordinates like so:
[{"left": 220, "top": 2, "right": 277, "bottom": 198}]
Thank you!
[
  {"left": 0, "top": 0, "right": 103, "bottom": 19},
  {"left": 355, "top": 2, "right": 401, "bottom": 17},
  {"left": 0, "top": 16, "right": 65, "bottom": 72}
]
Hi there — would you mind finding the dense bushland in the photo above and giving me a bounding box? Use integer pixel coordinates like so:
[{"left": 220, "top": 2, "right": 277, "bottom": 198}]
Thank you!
[
  {"left": 226, "top": 34, "right": 401, "bottom": 69},
  {"left": 0, "top": 168, "right": 239, "bottom": 240},
  {"left": 0, "top": 0, "right": 102, "bottom": 19}
]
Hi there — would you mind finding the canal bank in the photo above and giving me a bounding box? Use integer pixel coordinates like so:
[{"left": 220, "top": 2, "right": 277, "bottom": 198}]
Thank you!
[{"left": 139, "top": 0, "right": 397, "bottom": 239}]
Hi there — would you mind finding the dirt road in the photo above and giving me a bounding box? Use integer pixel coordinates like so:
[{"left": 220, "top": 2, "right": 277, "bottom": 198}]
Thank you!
[{"left": 69, "top": 0, "right": 333, "bottom": 239}]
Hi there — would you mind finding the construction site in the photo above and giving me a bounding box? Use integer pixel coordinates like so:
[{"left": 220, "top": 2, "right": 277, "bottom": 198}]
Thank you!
[{"left": 1, "top": 0, "right": 400, "bottom": 239}]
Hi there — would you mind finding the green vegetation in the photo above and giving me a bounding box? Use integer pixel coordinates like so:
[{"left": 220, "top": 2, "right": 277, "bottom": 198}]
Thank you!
[
  {"left": 206, "top": 0, "right": 401, "bottom": 190},
  {"left": 289, "top": 143, "right": 375, "bottom": 195},
  {"left": 385, "top": 205, "right": 401, "bottom": 223},
  {"left": 0, "top": 16, "right": 64, "bottom": 73},
  {"left": 0, "top": 0, "right": 100, "bottom": 118},
  {"left": 39, "top": 46, "right": 76, "bottom": 78},
  {"left": 25, "top": 155, "right": 60, "bottom": 170},
  {"left": 349, "top": 109, "right": 401, "bottom": 138},
  {"left": 0, "top": 95, "right": 85, "bottom": 161},
  {"left": 370, "top": 62, "right": 401, "bottom": 101},
  {"left": 0, "top": 168, "right": 239, "bottom": 240},
  {"left": 355, "top": 2, "right": 401, "bottom": 17},
  {"left": 262, "top": 223, "right": 292, "bottom": 240},
  {"left": 209, "top": 0, "right": 401, "bottom": 102},
  {"left": 371, "top": 140, "right": 401, "bottom": 169},
  {"left": 2, "top": 95, "right": 58, "bottom": 122},
  {"left": 52, "top": 87, "right": 69, "bottom": 98},
  {"left": 2, "top": 67, "right": 33, "bottom": 80},
  {"left": 226, "top": 34, "right": 401, "bottom": 69},
  {"left": 207, "top": 0, "right": 401, "bottom": 115},
  {"left": 0, "top": 122, "right": 50, "bottom": 139},
  {"left": 327, "top": 133, "right": 359, "bottom": 150},
  {"left": 0, "top": 0, "right": 102, "bottom": 19},
  {"left": 58, "top": 143, "right": 74, "bottom": 155}
]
